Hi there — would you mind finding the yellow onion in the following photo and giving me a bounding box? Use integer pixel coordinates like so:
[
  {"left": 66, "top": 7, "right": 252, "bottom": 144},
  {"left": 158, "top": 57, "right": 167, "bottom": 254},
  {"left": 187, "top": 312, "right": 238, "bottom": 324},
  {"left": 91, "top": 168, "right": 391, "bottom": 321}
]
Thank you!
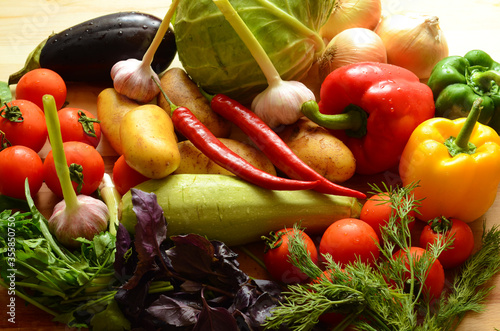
[
  {"left": 319, "top": 0, "right": 382, "bottom": 42},
  {"left": 375, "top": 13, "right": 449, "bottom": 80},
  {"left": 317, "top": 28, "right": 387, "bottom": 82}
]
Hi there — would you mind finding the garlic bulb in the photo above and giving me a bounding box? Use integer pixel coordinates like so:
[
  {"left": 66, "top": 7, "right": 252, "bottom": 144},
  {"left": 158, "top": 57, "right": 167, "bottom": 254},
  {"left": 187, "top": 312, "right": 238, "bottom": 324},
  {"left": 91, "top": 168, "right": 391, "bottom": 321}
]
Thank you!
[
  {"left": 111, "top": 59, "right": 160, "bottom": 103},
  {"left": 49, "top": 195, "right": 109, "bottom": 248},
  {"left": 375, "top": 13, "right": 449, "bottom": 80},
  {"left": 43, "top": 94, "right": 109, "bottom": 250},
  {"left": 110, "top": 0, "right": 179, "bottom": 103},
  {"left": 252, "top": 80, "right": 316, "bottom": 128},
  {"left": 213, "top": 0, "right": 316, "bottom": 128}
]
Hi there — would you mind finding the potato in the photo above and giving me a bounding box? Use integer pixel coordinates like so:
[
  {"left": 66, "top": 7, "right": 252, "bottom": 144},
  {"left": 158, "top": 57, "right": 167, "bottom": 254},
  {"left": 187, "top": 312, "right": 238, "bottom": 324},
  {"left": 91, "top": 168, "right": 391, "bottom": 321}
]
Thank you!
[
  {"left": 174, "top": 138, "right": 277, "bottom": 176},
  {"left": 96, "top": 88, "right": 141, "bottom": 155},
  {"left": 277, "top": 118, "right": 356, "bottom": 183},
  {"left": 158, "top": 67, "right": 232, "bottom": 138},
  {"left": 120, "top": 104, "right": 180, "bottom": 179}
]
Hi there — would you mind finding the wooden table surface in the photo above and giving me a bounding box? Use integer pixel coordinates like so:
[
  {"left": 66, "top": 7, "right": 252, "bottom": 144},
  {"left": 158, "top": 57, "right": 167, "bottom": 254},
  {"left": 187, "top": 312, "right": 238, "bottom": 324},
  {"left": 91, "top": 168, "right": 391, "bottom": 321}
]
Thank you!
[{"left": 1, "top": 0, "right": 500, "bottom": 330}]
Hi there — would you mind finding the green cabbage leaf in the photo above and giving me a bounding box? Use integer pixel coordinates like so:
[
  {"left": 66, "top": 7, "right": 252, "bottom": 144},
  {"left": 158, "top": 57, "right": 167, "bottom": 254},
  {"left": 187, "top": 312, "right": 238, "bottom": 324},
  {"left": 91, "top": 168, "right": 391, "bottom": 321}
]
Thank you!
[{"left": 173, "top": 0, "right": 334, "bottom": 104}]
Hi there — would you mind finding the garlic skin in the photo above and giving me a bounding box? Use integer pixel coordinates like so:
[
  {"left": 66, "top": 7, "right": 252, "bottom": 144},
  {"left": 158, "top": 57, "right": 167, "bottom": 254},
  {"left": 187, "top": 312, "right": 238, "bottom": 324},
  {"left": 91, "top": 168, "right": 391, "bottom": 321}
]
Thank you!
[
  {"left": 110, "top": 58, "right": 160, "bottom": 103},
  {"left": 375, "top": 13, "right": 449, "bottom": 80},
  {"left": 48, "top": 195, "right": 109, "bottom": 249},
  {"left": 251, "top": 80, "right": 316, "bottom": 128}
]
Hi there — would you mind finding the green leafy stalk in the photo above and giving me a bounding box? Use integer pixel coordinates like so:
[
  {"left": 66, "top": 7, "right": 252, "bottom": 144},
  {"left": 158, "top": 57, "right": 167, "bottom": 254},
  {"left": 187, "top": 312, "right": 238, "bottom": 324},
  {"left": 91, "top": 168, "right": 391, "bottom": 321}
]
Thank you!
[
  {"left": 98, "top": 173, "right": 121, "bottom": 236},
  {"left": 43, "top": 95, "right": 79, "bottom": 212}
]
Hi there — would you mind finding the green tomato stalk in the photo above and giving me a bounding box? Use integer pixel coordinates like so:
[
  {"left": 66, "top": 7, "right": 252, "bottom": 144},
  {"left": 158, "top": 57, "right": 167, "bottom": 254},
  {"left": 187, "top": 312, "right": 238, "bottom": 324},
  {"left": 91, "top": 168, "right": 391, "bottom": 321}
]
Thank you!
[
  {"left": 42, "top": 94, "right": 109, "bottom": 249},
  {"left": 213, "top": 0, "right": 315, "bottom": 128}
]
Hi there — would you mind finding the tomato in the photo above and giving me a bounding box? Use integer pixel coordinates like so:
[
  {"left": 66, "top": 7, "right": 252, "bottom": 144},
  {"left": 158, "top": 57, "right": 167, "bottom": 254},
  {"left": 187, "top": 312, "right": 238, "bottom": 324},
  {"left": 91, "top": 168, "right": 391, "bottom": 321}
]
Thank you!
[
  {"left": 0, "top": 100, "right": 48, "bottom": 152},
  {"left": 112, "top": 154, "right": 149, "bottom": 196},
  {"left": 319, "top": 218, "right": 380, "bottom": 267},
  {"left": 263, "top": 228, "right": 318, "bottom": 284},
  {"left": 15, "top": 68, "right": 67, "bottom": 110},
  {"left": 419, "top": 217, "right": 474, "bottom": 269},
  {"left": 392, "top": 246, "right": 445, "bottom": 300},
  {"left": 43, "top": 141, "right": 105, "bottom": 198},
  {"left": 0, "top": 146, "right": 43, "bottom": 199},
  {"left": 360, "top": 192, "right": 416, "bottom": 240},
  {"left": 57, "top": 107, "right": 101, "bottom": 148}
]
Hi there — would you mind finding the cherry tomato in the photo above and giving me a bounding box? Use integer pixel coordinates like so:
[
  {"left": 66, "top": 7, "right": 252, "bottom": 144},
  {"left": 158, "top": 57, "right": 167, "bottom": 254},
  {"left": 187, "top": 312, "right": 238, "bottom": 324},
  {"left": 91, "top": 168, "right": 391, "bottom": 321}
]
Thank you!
[
  {"left": 112, "top": 154, "right": 150, "bottom": 196},
  {"left": 15, "top": 68, "right": 67, "bottom": 110},
  {"left": 0, "top": 100, "right": 48, "bottom": 152},
  {"left": 419, "top": 217, "right": 474, "bottom": 269},
  {"left": 360, "top": 192, "right": 416, "bottom": 240},
  {"left": 392, "top": 246, "right": 445, "bottom": 300},
  {"left": 57, "top": 107, "right": 101, "bottom": 148},
  {"left": 263, "top": 228, "right": 318, "bottom": 284},
  {"left": 0, "top": 146, "right": 43, "bottom": 199},
  {"left": 43, "top": 141, "right": 105, "bottom": 198},
  {"left": 319, "top": 218, "right": 380, "bottom": 267}
]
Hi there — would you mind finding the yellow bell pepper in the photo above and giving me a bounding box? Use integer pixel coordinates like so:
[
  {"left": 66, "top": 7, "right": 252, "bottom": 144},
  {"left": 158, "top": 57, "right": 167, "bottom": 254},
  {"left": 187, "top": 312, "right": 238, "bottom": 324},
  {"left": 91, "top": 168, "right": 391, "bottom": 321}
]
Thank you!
[{"left": 399, "top": 98, "right": 500, "bottom": 223}]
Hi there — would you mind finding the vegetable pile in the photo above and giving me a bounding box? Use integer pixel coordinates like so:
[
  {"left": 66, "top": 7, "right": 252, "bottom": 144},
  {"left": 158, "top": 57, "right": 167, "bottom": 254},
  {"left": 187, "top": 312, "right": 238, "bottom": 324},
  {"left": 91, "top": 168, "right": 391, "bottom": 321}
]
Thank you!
[{"left": 2, "top": 0, "right": 500, "bottom": 330}]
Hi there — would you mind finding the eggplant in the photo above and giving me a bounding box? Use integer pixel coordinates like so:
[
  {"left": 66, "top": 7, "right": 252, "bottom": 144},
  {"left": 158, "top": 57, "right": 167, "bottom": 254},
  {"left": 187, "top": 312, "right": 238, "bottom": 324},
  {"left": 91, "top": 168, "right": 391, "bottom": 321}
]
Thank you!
[{"left": 9, "top": 12, "right": 177, "bottom": 85}]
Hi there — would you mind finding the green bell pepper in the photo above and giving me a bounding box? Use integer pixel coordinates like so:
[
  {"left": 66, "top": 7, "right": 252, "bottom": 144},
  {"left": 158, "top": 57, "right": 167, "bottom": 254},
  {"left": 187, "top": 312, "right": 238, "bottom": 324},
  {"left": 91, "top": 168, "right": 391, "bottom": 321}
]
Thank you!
[{"left": 427, "top": 49, "right": 500, "bottom": 134}]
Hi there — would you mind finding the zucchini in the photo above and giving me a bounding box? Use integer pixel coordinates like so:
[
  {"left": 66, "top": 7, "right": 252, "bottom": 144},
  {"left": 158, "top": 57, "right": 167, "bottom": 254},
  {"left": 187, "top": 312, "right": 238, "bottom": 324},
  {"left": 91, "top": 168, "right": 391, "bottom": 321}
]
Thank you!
[
  {"left": 9, "top": 12, "right": 177, "bottom": 84},
  {"left": 120, "top": 174, "right": 362, "bottom": 246}
]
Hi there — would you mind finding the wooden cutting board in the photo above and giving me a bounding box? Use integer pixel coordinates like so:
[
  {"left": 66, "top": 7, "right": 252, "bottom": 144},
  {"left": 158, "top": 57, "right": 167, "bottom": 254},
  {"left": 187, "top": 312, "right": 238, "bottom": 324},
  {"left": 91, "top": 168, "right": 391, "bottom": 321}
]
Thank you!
[{"left": 1, "top": 0, "right": 500, "bottom": 330}]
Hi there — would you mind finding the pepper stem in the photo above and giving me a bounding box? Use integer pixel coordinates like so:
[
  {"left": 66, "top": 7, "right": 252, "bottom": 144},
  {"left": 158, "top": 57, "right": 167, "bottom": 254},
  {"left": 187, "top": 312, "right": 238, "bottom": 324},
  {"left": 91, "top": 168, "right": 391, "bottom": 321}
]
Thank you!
[
  {"left": 152, "top": 75, "right": 177, "bottom": 115},
  {"left": 42, "top": 95, "right": 79, "bottom": 212},
  {"left": 301, "top": 100, "right": 367, "bottom": 138},
  {"left": 444, "top": 98, "right": 482, "bottom": 157},
  {"left": 470, "top": 70, "right": 500, "bottom": 91}
]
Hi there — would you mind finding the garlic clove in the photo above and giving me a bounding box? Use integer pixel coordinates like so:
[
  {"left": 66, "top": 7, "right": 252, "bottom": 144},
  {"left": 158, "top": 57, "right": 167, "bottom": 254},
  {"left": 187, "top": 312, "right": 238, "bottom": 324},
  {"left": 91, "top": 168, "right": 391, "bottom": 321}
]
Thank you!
[
  {"left": 251, "top": 80, "right": 316, "bottom": 128},
  {"left": 48, "top": 195, "right": 109, "bottom": 249},
  {"left": 110, "top": 58, "right": 160, "bottom": 103}
]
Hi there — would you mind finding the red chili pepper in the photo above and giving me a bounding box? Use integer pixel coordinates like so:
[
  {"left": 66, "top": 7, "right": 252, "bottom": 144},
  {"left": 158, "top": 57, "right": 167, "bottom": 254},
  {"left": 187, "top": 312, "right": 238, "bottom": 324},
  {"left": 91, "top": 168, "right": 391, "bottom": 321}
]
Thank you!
[
  {"left": 171, "top": 106, "right": 320, "bottom": 191},
  {"left": 207, "top": 94, "right": 366, "bottom": 199}
]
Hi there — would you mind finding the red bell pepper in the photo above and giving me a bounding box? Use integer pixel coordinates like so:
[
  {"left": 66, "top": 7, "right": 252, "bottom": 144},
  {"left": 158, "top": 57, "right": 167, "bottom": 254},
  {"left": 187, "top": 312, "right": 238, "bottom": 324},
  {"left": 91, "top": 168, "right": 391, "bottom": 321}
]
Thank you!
[{"left": 301, "top": 62, "right": 435, "bottom": 175}]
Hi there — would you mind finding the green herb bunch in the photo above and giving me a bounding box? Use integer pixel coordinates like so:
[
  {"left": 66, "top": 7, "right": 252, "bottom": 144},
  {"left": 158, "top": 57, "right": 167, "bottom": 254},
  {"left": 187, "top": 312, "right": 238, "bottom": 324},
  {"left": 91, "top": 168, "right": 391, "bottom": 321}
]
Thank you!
[
  {"left": 264, "top": 183, "right": 500, "bottom": 331},
  {"left": 0, "top": 185, "right": 126, "bottom": 329}
]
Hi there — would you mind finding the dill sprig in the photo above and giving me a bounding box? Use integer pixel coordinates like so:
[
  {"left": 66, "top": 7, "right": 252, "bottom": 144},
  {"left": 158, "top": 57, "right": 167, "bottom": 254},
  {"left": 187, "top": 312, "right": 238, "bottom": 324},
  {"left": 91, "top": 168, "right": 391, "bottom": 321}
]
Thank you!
[{"left": 264, "top": 182, "right": 500, "bottom": 331}]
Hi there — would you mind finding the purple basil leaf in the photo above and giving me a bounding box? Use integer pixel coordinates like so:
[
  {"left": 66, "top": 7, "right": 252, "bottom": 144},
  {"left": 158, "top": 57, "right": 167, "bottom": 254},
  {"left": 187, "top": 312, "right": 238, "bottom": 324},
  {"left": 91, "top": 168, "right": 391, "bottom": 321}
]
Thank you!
[
  {"left": 146, "top": 294, "right": 200, "bottom": 327},
  {"left": 180, "top": 279, "right": 204, "bottom": 293},
  {"left": 114, "top": 223, "right": 132, "bottom": 279},
  {"left": 246, "top": 292, "right": 280, "bottom": 326},
  {"left": 193, "top": 290, "right": 238, "bottom": 331},
  {"left": 253, "top": 279, "right": 283, "bottom": 298},
  {"left": 232, "top": 310, "right": 255, "bottom": 331},
  {"left": 166, "top": 234, "right": 215, "bottom": 278},
  {"left": 231, "top": 284, "right": 256, "bottom": 312},
  {"left": 114, "top": 271, "right": 154, "bottom": 323},
  {"left": 211, "top": 241, "right": 249, "bottom": 290},
  {"left": 123, "top": 189, "right": 167, "bottom": 289}
]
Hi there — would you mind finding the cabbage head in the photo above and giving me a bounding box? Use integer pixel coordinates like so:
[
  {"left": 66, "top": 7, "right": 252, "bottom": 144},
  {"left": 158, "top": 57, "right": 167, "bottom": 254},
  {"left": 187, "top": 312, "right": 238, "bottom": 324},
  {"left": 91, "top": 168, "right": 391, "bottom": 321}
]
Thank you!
[{"left": 173, "top": 0, "right": 334, "bottom": 104}]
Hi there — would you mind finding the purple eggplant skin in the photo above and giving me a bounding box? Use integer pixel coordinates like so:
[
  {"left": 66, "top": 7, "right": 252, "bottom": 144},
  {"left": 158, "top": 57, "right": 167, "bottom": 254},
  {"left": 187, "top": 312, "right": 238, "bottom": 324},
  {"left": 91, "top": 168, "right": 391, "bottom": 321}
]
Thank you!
[{"left": 9, "top": 12, "right": 176, "bottom": 84}]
